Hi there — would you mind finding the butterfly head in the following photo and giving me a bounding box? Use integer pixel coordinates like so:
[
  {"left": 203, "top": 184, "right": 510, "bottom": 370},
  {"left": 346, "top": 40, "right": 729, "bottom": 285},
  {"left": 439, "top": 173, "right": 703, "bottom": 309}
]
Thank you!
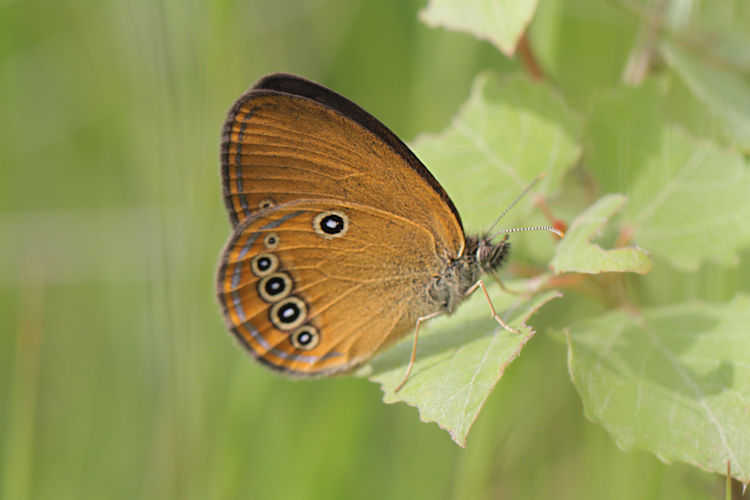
[{"left": 474, "top": 234, "right": 511, "bottom": 274}]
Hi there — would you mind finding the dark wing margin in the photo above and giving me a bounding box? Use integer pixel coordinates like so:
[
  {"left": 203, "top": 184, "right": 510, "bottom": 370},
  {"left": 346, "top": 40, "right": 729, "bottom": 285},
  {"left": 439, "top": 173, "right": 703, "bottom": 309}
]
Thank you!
[{"left": 220, "top": 72, "right": 463, "bottom": 230}]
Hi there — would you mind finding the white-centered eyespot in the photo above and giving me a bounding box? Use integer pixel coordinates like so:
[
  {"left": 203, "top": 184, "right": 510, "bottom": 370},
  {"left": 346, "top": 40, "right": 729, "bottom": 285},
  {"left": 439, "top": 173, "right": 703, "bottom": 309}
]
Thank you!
[
  {"left": 269, "top": 296, "right": 307, "bottom": 331},
  {"left": 259, "top": 198, "right": 275, "bottom": 210},
  {"left": 263, "top": 232, "right": 280, "bottom": 249},
  {"left": 313, "top": 210, "right": 348, "bottom": 239},
  {"left": 290, "top": 325, "right": 320, "bottom": 350},
  {"left": 257, "top": 272, "right": 292, "bottom": 303},
  {"left": 250, "top": 253, "right": 278, "bottom": 277}
]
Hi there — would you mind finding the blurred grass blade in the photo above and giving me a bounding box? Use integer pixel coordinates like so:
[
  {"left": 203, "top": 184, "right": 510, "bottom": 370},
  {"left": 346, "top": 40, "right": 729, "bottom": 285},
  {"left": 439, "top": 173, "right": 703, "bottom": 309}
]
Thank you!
[{"left": 2, "top": 262, "right": 44, "bottom": 500}]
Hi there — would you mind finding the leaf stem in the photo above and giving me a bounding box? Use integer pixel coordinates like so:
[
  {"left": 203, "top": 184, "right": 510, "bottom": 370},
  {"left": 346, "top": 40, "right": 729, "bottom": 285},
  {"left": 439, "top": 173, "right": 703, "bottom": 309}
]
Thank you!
[
  {"left": 517, "top": 33, "right": 544, "bottom": 81},
  {"left": 621, "top": 0, "right": 667, "bottom": 85}
]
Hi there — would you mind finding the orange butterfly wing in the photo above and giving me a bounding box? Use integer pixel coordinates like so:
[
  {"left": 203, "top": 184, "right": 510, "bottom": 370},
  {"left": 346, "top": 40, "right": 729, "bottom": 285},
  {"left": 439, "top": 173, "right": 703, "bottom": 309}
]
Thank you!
[
  {"left": 220, "top": 73, "right": 465, "bottom": 259},
  {"left": 216, "top": 199, "right": 448, "bottom": 375}
]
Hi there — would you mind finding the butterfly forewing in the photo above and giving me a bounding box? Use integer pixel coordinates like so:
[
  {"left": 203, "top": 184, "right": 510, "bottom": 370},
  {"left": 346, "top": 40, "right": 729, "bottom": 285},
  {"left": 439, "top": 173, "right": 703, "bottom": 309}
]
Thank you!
[
  {"left": 221, "top": 81, "right": 465, "bottom": 258},
  {"left": 216, "top": 199, "right": 447, "bottom": 375}
]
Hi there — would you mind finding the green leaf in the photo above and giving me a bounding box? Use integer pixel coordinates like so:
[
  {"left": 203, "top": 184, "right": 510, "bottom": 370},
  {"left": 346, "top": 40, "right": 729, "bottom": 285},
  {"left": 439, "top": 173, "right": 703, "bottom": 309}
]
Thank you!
[
  {"left": 369, "top": 286, "right": 560, "bottom": 446},
  {"left": 585, "top": 80, "right": 666, "bottom": 194},
  {"left": 663, "top": 73, "right": 728, "bottom": 147},
  {"left": 585, "top": 82, "right": 750, "bottom": 271},
  {"left": 370, "top": 73, "right": 572, "bottom": 445},
  {"left": 625, "top": 127, "right": 750, "bottom": 271},
  {"left": 528, "top": 0, "right": 638, "bottom": 107},
  {"left": 414, "top": 72, "right": 581, "bottom": 233},
  {"left": 661, "top": 42, "right": 750, "bottom": 152},
  {"left": 550, "top": 194, "right": 652, "bottom": 275},
  {"left": 661, "top": 0, "right": 750, "bottom": 74},
  {"left": 566, "top": 294, "right": 750, "bottom": 483},
  {"left": 419, "top": 0, "right": 538, "bottom": 56}
]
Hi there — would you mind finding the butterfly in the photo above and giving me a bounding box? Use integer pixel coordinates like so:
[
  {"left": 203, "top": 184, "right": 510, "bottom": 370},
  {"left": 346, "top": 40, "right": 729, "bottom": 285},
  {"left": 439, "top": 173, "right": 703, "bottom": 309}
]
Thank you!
[{"left": 216, "top": 73, "right": 561, "bottom": 390}]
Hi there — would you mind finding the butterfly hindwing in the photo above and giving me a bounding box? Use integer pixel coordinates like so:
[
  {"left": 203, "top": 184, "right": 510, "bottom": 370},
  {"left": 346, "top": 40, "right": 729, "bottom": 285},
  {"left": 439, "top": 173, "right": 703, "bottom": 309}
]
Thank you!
[{"left": 216, "top": 199, "right": 446, "bottom": 375}]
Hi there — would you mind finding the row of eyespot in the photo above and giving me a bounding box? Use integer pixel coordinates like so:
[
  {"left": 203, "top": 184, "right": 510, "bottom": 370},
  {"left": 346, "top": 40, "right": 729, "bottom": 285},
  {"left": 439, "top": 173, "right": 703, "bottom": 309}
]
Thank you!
[
  {"left": 250, "top": 249, "right": 320, "bottom": 350},
  {"left": 245, "top": 210, "right": 350, "bottom": 351}
]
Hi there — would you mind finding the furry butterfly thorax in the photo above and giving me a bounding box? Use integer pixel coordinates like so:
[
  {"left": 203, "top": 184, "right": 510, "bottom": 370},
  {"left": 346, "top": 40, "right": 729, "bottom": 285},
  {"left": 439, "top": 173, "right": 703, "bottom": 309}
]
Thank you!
[{"left": 426, "top": 234, "right": 510, "bottom": 314}]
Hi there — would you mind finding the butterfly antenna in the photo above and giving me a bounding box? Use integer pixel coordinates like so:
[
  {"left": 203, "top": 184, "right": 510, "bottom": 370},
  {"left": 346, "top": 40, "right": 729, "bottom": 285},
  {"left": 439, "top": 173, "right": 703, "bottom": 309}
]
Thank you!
[
  {"left": 490, "top": 225, "right": 564, "bottom": 239},
  {"left": 486, "top": 173, "right": 546, "bottom": 235}
]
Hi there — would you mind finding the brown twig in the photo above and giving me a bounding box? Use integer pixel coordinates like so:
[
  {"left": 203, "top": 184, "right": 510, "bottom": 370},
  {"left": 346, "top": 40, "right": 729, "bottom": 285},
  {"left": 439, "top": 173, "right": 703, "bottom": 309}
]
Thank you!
[{"left": 518, "top": 32, "right": 544, "bottom": 80}]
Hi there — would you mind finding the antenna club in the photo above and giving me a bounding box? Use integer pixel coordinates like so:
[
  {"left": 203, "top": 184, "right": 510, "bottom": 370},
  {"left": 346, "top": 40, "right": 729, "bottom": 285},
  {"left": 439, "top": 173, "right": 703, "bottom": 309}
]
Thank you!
[{"left": 552, "top": 219, "right": 567, "bottom": 236}]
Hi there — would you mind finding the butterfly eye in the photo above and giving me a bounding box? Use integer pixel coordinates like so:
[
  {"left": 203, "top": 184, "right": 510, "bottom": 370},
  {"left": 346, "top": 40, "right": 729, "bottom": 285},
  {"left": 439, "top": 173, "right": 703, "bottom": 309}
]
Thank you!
[
  {"left": 313, "top": 211, "right": 348, "bottom": 239},
  {"left": 291, "top": 325, "right": 320, "bottom": 350},
  {"left": 257, "top": 272, "right": 292, "bottom": 302},
  {"left": 263, "top": 232, "right": 280, "bottom": 249},
  {"left": 250, "top": 253, "right": 278, "bottom": 277},
  {"left": 269, "top": 296, "right": 307, "bottom": 331}
]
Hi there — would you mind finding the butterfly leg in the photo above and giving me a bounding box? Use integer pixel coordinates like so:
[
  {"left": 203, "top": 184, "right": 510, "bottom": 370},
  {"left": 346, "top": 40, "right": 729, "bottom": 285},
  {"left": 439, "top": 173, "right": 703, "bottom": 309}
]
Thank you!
[
  {"left": 465, "top": 280, "right": 520, "bottom": 334},
  {"left": 394, "top": 310, "right": 443, "bottom": 393},
  {"left": 488, "top": 271, "right": 529, "bottom": 297},
  {"left": 492, "top": 273, "right": 518, "bottom": 295}
]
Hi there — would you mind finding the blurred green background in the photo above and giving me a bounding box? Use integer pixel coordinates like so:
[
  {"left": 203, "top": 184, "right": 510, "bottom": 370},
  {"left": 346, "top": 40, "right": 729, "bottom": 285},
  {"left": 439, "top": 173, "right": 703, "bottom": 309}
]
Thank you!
[{"left": 0, "top": 0, "right": 728, "bottom": 498}]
